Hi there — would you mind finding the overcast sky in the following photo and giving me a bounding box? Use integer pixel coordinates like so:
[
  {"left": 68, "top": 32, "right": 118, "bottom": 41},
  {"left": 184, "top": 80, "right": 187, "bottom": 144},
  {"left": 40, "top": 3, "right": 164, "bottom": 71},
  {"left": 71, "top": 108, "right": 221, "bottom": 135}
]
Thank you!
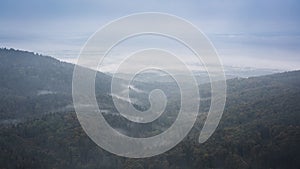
[{"left": 0, "top": 0, "right": 299, "bottom": 70}]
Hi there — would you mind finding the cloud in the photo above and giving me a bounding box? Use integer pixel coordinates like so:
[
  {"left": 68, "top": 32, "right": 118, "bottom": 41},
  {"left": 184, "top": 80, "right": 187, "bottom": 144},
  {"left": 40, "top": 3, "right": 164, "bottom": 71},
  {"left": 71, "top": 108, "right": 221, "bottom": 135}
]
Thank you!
[{"left": 0, "top": 0, "right": 299, "bottom": 70}]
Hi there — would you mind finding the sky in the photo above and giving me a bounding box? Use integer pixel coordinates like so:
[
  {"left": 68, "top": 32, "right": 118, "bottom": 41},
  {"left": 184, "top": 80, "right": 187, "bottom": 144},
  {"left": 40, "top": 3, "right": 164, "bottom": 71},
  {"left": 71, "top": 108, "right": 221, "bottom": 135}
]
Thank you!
[{"left": 0, "top": 0, "right": 299, "bottom": 70}]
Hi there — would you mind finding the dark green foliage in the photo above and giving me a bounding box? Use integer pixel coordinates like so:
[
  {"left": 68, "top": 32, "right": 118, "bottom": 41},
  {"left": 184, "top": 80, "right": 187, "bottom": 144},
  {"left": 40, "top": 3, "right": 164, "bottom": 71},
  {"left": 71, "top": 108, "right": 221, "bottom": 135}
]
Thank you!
[
  {"left": 0, "top": 48, "right": 299, "bottom": 168},
  {"left": 0, "top": 48, "right": 111, "bottom": 120}
]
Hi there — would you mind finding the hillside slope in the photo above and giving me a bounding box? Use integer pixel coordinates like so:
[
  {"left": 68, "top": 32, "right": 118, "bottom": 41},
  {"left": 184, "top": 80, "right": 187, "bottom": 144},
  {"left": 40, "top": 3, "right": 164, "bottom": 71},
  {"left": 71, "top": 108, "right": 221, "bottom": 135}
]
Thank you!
[
  {"left": 0, "top": 56, "right": 299, "bottom": 169},
  {"left": 0, "top": 48, "right": 111, "bottom": 120}
]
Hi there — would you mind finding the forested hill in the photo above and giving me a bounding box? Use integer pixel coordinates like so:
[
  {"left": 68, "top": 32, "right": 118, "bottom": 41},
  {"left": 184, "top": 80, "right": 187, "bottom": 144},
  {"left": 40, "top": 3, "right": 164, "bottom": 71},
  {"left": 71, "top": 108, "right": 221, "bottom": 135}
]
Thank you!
[
  {"left": 0, "top": 69, "right": 299, "bottom": 169},
  {"left": 0, "top": 48, "right": 74, "bottom": 95},
  {"left": 0, "top": 48, "right": 111, "bottom": 120},
  {"left": 0, "top": 48, "right": 112, "bottom": 96},
  {"left": 0, "top": 48, "right": 299, "bottom": 168}
]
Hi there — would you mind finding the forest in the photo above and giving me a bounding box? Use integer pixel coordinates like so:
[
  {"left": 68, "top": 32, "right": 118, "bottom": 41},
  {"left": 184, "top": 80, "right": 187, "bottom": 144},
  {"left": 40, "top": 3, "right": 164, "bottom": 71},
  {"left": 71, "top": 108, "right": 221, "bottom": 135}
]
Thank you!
[{"left": 0, "top": 48, "right": 299, "bottom": 169}]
